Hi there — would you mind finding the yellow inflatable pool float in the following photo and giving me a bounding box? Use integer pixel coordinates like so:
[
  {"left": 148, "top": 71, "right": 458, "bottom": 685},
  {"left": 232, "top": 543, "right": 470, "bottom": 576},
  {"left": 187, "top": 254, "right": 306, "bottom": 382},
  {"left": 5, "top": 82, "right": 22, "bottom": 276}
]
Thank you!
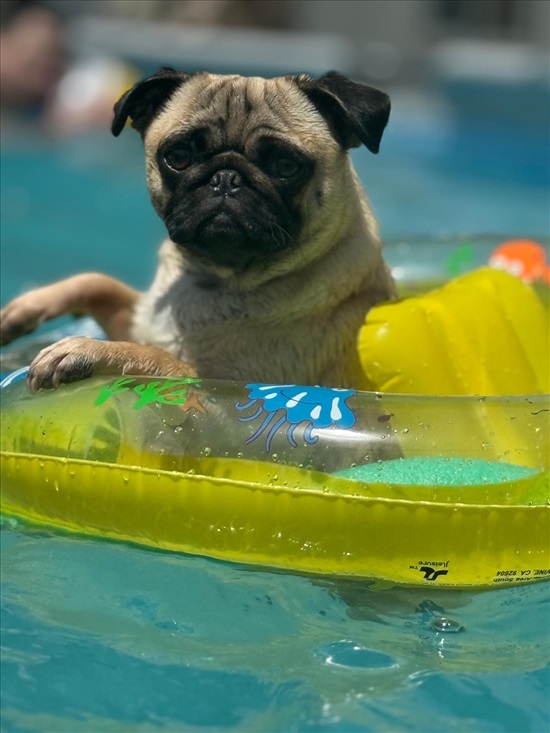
[{"left": 1, "top": 262, "right": 549, "bottom": 588}]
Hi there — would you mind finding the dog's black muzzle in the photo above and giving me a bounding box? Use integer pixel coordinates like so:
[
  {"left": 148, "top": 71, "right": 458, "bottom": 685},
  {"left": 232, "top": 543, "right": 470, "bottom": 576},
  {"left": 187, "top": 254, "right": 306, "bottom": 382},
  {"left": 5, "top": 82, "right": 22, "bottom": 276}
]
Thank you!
[{"left": 162, "top": 154, "right": 300, "bottom": 271}]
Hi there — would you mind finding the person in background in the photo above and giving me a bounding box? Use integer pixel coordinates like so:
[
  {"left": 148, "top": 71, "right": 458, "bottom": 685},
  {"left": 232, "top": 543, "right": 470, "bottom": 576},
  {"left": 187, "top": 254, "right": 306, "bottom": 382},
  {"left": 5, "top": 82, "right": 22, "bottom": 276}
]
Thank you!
[
  {"left": 0, "top": 0, "right": 65, "bottom": 115},
  {"left": 0, "top": 0, "right": 137, "bottom": 137}
]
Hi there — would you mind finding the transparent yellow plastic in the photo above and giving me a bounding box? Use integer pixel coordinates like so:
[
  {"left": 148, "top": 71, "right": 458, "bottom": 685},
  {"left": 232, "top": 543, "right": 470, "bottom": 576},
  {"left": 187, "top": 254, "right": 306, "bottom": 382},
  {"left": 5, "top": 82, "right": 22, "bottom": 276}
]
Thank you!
[
  {"left": 1, "top": 260, "right": 549, "bottom": 588},
  {"left": 359, "top": 268, "right": 550, "bottom": 466}
]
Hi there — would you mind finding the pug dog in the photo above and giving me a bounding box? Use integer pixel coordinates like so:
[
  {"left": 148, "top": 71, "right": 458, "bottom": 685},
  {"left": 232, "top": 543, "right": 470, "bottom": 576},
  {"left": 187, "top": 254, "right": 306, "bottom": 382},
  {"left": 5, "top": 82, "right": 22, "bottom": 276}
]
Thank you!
[{"left": 0, "top": 69, "right": 396, "bottom": 391}]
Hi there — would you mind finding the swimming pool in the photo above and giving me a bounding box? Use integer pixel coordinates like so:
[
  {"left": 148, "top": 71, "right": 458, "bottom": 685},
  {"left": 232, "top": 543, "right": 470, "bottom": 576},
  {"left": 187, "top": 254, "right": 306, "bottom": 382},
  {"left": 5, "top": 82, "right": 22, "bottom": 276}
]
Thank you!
[{"left": 1, "top": 99, "right": 549, "bottom": 732}]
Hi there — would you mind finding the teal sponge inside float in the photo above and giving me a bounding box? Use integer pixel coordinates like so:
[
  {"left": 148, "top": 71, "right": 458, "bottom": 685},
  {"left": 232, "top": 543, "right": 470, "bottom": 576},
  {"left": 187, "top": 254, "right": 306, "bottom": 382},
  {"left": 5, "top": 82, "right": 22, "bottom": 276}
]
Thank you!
[
  {"left": 332, "top": 456, "right": 549, "bottom": 505},
  {"left": 334, "top": 456, "right": 537, "bottom": 486}
]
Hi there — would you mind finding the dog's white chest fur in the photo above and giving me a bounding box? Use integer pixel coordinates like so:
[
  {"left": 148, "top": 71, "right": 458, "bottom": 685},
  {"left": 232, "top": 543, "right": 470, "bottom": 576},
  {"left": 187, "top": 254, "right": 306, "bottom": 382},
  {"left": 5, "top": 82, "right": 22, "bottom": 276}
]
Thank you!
[{"left": 132, "top": 213, "right": 394, "bottom": 389}]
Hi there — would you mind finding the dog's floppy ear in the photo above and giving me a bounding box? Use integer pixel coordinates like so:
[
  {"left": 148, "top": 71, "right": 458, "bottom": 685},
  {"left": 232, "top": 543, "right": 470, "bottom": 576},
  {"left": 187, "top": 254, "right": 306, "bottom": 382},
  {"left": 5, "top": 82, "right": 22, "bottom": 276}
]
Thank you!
[
  {"left": 294, "top": 71, "right": 390, "bottom": 153},
  {"left": 111, "top": 67, "right": 191, "bottom": 137}
]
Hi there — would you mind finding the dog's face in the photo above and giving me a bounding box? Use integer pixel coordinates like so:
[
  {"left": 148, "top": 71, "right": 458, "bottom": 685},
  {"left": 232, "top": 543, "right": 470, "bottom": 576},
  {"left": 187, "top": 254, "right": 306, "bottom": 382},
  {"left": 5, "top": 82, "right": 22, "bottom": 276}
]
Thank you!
[{"left": 112, "top": 69, "right": 390, "bottom": 273}]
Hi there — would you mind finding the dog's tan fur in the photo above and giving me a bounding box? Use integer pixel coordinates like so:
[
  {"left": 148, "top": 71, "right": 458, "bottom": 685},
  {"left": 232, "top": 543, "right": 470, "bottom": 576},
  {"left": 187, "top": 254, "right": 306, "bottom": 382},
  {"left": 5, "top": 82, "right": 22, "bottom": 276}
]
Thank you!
[{"left": 0, "top": 71, "right": 396, "bottom": 391}]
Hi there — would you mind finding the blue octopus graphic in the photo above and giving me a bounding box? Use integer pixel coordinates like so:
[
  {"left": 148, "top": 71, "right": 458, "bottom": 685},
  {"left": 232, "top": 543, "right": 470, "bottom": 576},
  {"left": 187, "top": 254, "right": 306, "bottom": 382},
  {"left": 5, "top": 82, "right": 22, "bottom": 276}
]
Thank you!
[{"left": 236, "top": 383, "right": 357, "bottom": 452}]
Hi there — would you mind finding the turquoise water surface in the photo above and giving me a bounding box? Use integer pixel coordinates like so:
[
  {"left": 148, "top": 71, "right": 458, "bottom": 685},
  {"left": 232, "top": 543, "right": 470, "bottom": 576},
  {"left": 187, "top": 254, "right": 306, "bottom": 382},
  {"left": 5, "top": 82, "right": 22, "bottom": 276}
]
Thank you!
[{"left": 1, "top": 104, "right": 549, "bottom": 732}]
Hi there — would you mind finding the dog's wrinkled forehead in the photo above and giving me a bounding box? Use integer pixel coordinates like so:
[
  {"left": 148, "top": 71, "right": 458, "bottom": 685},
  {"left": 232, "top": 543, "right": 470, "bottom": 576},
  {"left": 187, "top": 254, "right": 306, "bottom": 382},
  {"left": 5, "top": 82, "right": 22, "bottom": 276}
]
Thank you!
[
  {"left": 113, "top": 69, "right": 390, "bottom": 154},
  {"left": 145, "top": 73, "right": 330, "bottom": 152}
]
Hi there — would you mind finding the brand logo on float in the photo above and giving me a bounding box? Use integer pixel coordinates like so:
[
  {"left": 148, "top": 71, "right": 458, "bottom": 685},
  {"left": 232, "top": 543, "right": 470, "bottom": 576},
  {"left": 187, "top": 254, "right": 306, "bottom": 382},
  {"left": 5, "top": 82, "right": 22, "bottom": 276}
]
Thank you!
[{"left": 419, "top": 566, "right": 449, "bottom": 581}]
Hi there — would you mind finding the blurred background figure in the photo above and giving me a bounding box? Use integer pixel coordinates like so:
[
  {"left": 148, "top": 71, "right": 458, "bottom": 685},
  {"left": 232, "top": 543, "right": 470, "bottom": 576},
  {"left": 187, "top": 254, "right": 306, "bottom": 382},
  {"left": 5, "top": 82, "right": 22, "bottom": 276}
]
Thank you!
[{"left": 0, "top": 0, "right": 65, "bottom": 113}]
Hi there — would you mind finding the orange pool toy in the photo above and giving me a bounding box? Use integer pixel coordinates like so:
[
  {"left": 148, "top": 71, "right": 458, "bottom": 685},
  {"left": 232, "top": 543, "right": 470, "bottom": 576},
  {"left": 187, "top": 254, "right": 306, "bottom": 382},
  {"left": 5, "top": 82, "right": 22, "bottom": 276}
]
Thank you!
[{"left": 488, "top": 239, "right": 550, "bottom": 284}]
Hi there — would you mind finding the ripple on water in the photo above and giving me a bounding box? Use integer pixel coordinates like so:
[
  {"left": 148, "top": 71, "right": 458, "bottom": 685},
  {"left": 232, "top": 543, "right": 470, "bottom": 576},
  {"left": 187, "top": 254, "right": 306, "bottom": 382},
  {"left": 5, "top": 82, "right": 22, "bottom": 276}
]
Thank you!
[{"left": 316, "top": 640, "right": 399, "bottom": 670}]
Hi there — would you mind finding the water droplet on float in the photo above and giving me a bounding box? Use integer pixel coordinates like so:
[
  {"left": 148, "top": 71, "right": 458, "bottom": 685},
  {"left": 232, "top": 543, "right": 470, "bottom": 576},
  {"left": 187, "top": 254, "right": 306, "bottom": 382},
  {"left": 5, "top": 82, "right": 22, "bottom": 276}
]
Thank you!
[
  {"left": 430, "top": 617, "right": 465, "bottom": 633},
  {"left": 401, "top": 428, "right": 409, "bottom": 434},
  {"left": 237, "top": 452, "right": 243, "bottom": 459},
  {"left": 203, "top": 447, "right": 211, "bottom": 457}
]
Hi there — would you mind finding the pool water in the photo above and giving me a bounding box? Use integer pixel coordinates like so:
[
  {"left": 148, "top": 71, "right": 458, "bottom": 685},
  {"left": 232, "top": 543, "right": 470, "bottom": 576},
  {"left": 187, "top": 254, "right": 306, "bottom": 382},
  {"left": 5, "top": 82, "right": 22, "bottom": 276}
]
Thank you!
[
  {"left": 1, "top": 104, "right": 549, "bottom": 732},
  {"left": 2, "top": 528, "right": 549, "bottom": 733}
]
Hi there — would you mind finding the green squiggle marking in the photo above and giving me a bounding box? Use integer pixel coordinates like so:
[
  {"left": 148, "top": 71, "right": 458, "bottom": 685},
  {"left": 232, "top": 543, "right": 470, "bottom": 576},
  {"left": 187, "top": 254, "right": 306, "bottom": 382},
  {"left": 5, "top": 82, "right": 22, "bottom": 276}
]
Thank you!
[
  {"left": 132, "top": 378, "right": 201, "bottom": 409},
  {"left": 94, "top": 377, "right": 136, "bottom": 406},
  {"left": 94, "top": 377, "right": 202, "bottom": 409}
]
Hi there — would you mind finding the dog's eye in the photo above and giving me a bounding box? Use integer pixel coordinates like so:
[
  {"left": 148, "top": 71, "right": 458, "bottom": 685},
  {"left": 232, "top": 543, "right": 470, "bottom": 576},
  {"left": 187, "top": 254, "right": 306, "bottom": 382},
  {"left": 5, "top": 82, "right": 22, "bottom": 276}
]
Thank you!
[
  {"left": 163, "top": 143, "right": 195, "bottom": 172},
  {"left": 270, "top": 156, "right": 301, "bottom": 179}
]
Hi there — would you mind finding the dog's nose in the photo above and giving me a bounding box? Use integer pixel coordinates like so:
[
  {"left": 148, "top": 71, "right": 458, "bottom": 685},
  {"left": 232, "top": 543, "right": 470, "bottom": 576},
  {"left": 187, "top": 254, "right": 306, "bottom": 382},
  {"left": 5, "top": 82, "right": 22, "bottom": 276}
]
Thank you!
[{"left": 209, "top": 169, "right": 243, "bottom": 194}]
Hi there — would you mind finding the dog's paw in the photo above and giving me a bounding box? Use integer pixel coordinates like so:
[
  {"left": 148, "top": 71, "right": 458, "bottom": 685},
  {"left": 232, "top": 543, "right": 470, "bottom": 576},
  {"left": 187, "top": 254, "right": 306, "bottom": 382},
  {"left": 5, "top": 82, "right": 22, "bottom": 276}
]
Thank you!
[
  {"left": 0, "top": 285, "right": 71, "bottom": 346},
  {"left": 26, "top": 337, "right": 199, "bottom": 392},
  {"left": 27, "top": 336, "right": 107, "bottom": 392},
  {"left": 0, "top": 294, "right": 45, "bottom": 346}
]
